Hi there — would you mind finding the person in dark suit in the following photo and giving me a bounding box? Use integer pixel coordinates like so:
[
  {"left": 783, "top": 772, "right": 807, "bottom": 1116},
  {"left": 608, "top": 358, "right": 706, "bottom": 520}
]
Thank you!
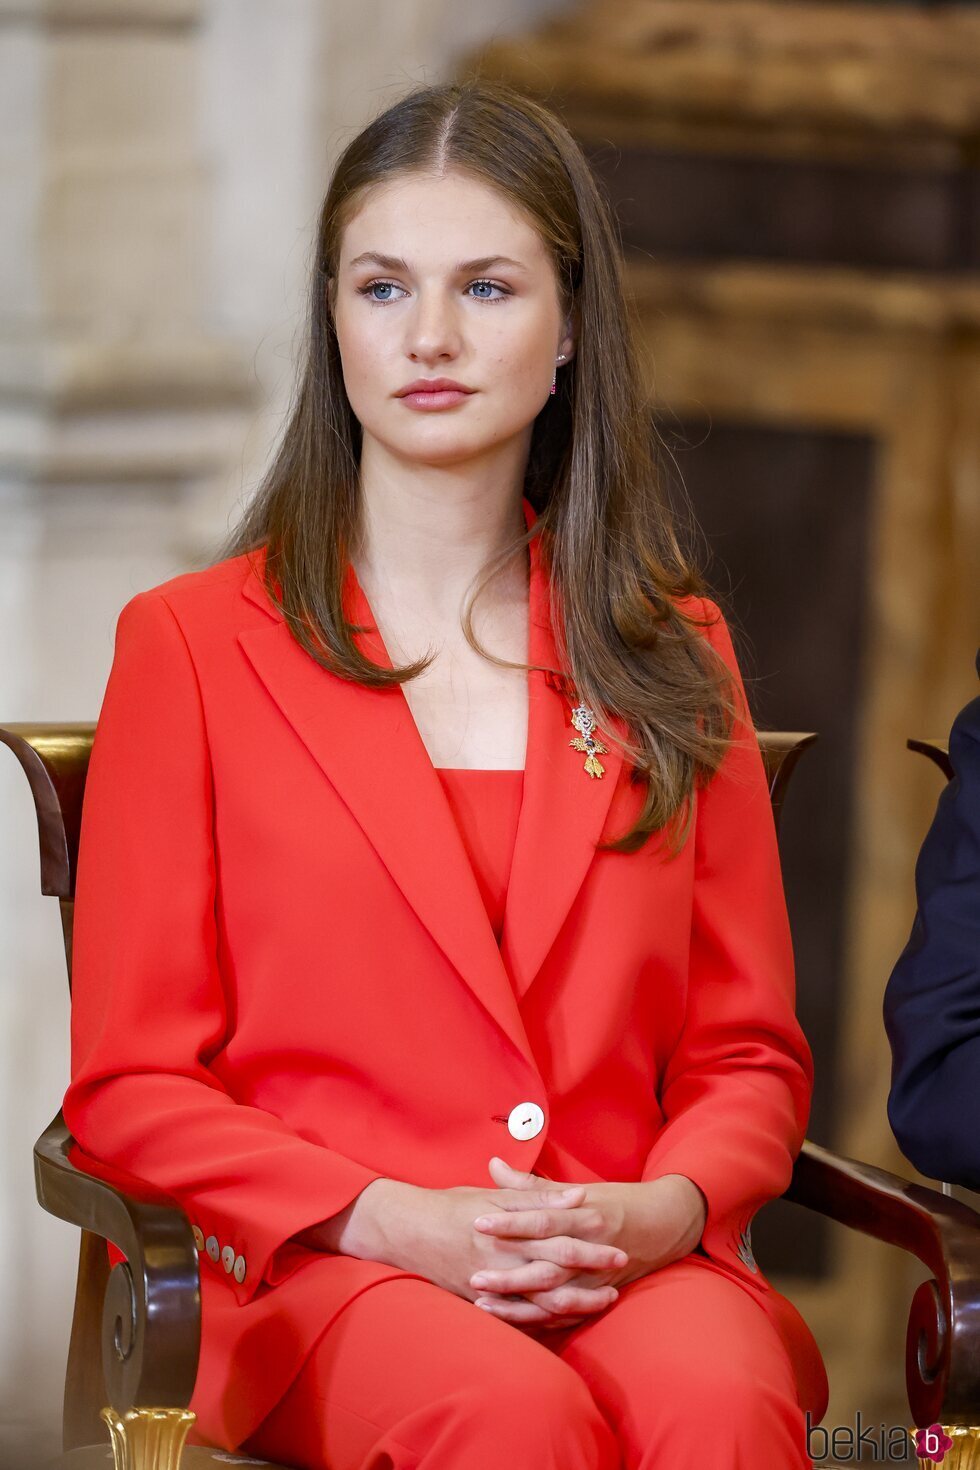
[{"left": 884, "top": 649, "right": 980, "bottom": 1185}]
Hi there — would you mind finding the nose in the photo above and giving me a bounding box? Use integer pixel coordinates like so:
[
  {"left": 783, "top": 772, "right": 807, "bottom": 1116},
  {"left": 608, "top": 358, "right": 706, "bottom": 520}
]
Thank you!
[{"left": 404, "top": 286, "right": 462, "bottom": 363}]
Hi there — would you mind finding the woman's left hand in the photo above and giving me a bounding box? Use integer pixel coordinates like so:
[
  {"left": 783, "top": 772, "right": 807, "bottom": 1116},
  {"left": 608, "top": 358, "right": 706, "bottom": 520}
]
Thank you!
[{"left": 467, "top": 1157, "right": 708, "bottom": 1328}]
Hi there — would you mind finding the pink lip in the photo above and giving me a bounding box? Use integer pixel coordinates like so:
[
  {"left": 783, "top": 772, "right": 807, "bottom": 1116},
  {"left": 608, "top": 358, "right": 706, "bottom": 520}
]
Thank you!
[
  {"left": 396, "top": 378, "right": 475, "bottom": 396},
  {"left": 399, "top": 390, "right": 474, "bottom": 411}
]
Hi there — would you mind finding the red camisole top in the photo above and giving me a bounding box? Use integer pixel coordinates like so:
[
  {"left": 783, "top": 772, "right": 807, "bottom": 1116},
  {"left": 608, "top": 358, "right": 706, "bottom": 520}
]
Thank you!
[{"left": 434, "top": 768, "right": 524, "bottom": 945}]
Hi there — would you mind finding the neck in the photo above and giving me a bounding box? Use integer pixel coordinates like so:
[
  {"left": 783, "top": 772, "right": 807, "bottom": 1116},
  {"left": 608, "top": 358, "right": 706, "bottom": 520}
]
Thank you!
[{"left": 351, "top": 487, "right": 529, "bottom": 626}]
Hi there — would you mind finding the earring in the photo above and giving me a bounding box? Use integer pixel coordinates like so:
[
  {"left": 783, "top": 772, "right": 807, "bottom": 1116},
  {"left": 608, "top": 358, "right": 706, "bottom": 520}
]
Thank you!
[{"left": 550, "top": 353, "right": 567, "bottom": 395}]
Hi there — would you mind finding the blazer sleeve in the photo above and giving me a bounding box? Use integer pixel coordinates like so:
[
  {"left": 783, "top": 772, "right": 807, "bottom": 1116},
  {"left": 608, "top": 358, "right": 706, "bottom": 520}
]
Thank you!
[
  {"left": 63, "top": 589, "right": 386, "bottom": 1306},
  {"left": 883, "top": 669, "right": 980, "bottom": 1187},
  {"left": 639, "top": 597, "right": 814, "bottom": 1285}
]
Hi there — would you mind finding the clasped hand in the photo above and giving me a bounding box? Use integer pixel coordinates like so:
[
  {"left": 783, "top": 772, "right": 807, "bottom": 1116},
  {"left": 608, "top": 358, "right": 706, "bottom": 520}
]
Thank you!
[{"left": 466, "top": 1157, "right": 707, "bottom": 1330}]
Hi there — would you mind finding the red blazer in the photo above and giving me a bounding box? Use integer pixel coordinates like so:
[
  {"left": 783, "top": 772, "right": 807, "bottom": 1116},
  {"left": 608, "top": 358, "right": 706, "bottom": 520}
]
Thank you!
[{"left": 64, "top": 495, "right": 828, "bottom": 1449}]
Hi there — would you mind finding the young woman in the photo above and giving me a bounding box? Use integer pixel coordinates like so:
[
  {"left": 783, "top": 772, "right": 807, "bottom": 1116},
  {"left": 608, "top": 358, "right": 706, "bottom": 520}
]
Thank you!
[{"left": 64, "top": 78, "right": 828, "bottom": 1470}]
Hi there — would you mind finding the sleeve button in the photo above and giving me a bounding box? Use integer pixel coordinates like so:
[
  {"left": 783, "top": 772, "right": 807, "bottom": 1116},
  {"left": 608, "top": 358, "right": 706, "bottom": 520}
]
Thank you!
[
  {"left": 233, "top": 1254, "right": 247, "bottom": 1284},
  {"left": 205, "top": 1235, "right": 220, "bottom": 1262},
  {"left": 221, "top": 1245, "right": 236, "bottom": 1274}
]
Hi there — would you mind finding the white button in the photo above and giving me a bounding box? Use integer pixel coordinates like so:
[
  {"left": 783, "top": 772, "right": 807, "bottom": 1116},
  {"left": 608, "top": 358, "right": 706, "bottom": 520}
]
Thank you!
[
  {"left": 205, "top": 1235, "right": 220, "bottom": 1262},
  {"left": 221, "top": 1245, "right": 235, "bottom": 1274},
  {"left": 507, "top": 1102, "right": 545, "bottom": 1140},
  {"left": 233, "top": 1254, "right": 247, "bottom": 1284},
  {"left": 192, "top": 1226, "right": 204, "bottom": 1251}
]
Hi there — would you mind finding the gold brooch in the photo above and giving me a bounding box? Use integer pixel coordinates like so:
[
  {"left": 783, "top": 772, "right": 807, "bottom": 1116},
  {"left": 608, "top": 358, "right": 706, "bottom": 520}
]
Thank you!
[{"left": 569, "top": 702, "right": 608, "bottom": 779}]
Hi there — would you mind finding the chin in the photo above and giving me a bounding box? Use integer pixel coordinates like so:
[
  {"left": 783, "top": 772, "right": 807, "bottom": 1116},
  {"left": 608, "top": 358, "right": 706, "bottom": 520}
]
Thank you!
[{"left": 385, "top": 429, "right": 507, "bottom": 467}]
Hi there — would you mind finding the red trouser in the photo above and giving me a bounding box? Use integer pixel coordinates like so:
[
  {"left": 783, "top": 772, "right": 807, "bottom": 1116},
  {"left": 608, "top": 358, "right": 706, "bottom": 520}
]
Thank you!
[{"left": 241, "top": 1256, "right": 812, "bottom": 1470}]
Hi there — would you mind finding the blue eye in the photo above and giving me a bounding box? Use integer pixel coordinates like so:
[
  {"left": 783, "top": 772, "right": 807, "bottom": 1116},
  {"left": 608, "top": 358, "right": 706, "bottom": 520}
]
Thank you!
[
  {"left": 468, "top": 280, "right": 508, "bottom": 300},
  {"left": 357, "top": 279, "right": 510, "bottom": 305},
  {"left": 361, "top": 281, "right": 405, "bottom": 303}
]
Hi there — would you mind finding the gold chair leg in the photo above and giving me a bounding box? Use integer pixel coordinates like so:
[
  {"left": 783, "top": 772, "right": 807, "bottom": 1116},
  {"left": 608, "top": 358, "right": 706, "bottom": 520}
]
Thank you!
[
  {"left": 907, "top": 1425, "right": 980, "bottom": 1468},
  {"left": 100, "top": 1408, "right": 196, "bottom": 1470}
]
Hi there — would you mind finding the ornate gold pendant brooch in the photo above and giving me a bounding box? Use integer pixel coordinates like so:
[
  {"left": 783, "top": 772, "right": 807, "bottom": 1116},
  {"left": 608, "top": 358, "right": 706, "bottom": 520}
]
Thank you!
[{"left": 569, "top": 702, "right": 608, "bottom": 779}]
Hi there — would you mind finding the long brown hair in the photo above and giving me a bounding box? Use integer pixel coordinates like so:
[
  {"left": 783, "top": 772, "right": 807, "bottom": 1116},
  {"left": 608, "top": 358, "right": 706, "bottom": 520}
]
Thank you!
[{"left": 215, "top": 77, "right": 742, "bottom": 857}]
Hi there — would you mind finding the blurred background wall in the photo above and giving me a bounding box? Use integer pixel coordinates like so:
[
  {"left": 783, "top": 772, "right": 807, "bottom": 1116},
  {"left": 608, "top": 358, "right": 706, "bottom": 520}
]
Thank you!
[{"left": 2, "top": 1, "right": 978, "bottom": 1465}]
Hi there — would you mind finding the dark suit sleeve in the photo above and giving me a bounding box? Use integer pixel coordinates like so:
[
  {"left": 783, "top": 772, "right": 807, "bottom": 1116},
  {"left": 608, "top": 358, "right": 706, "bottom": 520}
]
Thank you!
[{"left": 883, "top": 652, "right": 980, "bottom": 1186}]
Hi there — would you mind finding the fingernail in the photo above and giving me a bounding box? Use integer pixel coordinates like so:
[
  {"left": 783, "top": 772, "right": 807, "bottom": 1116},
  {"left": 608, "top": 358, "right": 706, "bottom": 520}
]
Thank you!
[
  {"left": 470, "top": 1274, "right": 490, "bottom": 1287},
  {"left": 474, "top": 1300, "right": 495, "bottom": 1311},
  {"left": 474, "top": 1216, "right": 493, "bottom": 1228}
]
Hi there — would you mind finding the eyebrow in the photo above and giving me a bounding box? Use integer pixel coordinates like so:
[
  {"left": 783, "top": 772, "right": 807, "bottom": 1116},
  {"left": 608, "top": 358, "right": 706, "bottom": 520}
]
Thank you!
[{"left": 345, "top": 251, "right": 529, "bottom": 274}]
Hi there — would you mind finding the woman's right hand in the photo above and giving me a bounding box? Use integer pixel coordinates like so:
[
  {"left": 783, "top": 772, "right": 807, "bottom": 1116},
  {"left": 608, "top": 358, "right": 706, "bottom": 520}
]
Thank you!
[{"left": 304, "top": 1177, "right": 626, "bottom": 1326}]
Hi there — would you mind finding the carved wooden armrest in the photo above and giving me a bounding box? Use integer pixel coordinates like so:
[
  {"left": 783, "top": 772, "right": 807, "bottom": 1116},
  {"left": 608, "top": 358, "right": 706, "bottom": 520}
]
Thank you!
[
  {"left": 786, "top": 1139, "right": 980, "bottom": 1425},
  {"left": 35, "top": 1110, "right": 201, "bottom": 1412}
]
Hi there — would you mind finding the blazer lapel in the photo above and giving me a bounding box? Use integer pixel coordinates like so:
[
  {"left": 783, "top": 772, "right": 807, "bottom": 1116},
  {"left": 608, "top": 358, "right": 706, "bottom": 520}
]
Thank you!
[
  {"left": 503, "top": 505, "right": 626, "bottom": 998},
  {"left": 236, "top": 497, "right": 625, "bottom": 1057}
]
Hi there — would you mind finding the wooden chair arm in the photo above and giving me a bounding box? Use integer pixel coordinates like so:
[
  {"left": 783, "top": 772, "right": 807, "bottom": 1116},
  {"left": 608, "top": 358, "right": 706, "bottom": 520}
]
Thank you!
[
  {"left": 0, "top": 724, "right": 95, "bottom": 899},
  {"left": 786, "top": 1138, "right": 980, "bottom": 1424},
  {"left": 906, "top": 737, "right": 953, "bottom": 782},
  {"left": 35, "top": 1111, "right": 201, "bottom": 1412}
]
